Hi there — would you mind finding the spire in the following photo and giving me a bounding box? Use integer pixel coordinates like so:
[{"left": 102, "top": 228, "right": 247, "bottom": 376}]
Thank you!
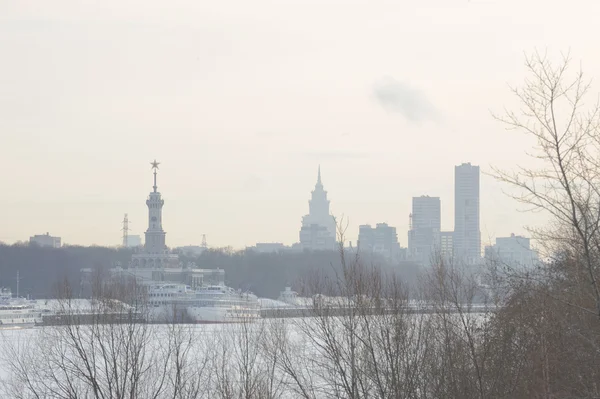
[
  {"left": 317, "top": 165, "right": 322, "bottom": 185},
  {"left": 151, "top": 160, "right": 160, "bottom": 192}
]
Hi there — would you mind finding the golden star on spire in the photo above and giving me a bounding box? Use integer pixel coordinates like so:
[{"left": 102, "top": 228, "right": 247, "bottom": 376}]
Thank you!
[{"left": 151, "top": 160, "right": 160, "bottom": 170}]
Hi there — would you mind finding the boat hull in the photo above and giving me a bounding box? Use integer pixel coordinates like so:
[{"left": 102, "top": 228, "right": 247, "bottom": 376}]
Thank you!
[
  {"left": 187, "top": 306, "right": 260, "bottom": 324},
  {"left": 146, "top": 304, "right": 260, "bottom": 323}
]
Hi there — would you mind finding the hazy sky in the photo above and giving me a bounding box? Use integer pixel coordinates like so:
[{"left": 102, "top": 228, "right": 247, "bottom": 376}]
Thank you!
[{"left": 1, "top": 0, "right": 599, "bottom": 249}]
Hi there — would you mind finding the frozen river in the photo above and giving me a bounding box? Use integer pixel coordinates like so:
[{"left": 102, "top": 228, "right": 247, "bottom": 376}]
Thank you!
[{"left": 0, "top": 311, "right": 488, "bottom": 398}]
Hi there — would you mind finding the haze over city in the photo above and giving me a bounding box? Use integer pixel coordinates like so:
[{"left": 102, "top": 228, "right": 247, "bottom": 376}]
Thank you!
[
  {"left": 2, "top": 0, "right": 599, "bottom": 248},
  {"left": 3, "top": 1, "right": 600, "bottom": 397}
]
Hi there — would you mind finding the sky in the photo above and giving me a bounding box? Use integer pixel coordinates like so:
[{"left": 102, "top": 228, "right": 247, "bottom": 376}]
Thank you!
[{"left": 1, "top": 0, "right": 599, "bottom": 249}]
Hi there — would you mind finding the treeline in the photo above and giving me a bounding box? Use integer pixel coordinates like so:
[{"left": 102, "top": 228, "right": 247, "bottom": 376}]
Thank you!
[
  {"left": 183, "top": 248, "right": 421, "bottom": 298},
  {"left": 0, "top": 244, "right": 132, "bottom": 298},
  {"left": 0, "top": 243, "right": 422, "bottom": 299}
]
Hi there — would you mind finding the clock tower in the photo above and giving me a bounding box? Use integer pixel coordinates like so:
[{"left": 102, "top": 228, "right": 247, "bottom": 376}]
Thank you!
[{"left": 144, "top": 160, "right": 167, "bottom": 254}]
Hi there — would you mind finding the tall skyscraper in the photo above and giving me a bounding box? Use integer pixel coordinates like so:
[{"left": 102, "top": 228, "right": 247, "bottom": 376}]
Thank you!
[
  {"left": 408, "top": 196, "right": 441, "bottom": 265},
  {"left": 453, "top": 163, "right": 481, "bottom": 264},
  {"left": 299, "top": 166, "right": 336, "bottom": 251}
]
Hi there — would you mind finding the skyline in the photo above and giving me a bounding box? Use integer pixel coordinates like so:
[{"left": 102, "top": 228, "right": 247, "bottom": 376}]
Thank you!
[
  {"left": 2, "top": 0, "right": 599, "bottom": 248},
  {"left": 10, "top": 160, "right": 529, "bottom": 250}
]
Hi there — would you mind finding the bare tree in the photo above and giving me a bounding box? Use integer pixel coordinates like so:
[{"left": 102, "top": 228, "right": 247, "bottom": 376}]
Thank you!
[
  {"left": 493, "top": 50, "right": 600, "bottom": 317},
  {"left": 422, "top": 255, "right": 530, "bottom": 399},
  {"left": 207, "top": 317, "right": 285, "bottom": 399},
  {"left": 271, "top": 224, "right": 433, "bottom": 399},
  {"left": 0, "top": 276, "right": 208, "bottom": 399},
  {"left": 487, "top": 51, "right": 600, "bottom": 398}
]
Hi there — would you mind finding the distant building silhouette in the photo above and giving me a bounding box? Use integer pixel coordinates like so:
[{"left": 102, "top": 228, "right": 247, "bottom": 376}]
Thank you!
[
  {"left": 408, "top": 196, "right": 441, "bottom": 266},
  {"left": 29, "top": 232, "right": 61, "bottom": 248},
  {"left": 250, "top": 243, "right": 286, "bottom": 253},
  {"left": 485, "top": 233, "right": 539, "bottom": 270},
  {"left": 440, "top": 231, "right": 453, "bottom": 260},
  {"left": 176, "top": 245, "right": 208, "bottom": 256},
  {"left": 453, "top": 163, "right": 481, "bottom": 264},
  {"left": 358, "top": 223, "right": 401, "bottom": 262},
  {"left": 126, "top": 235, "right": 142, "bottom": 248},
  {"left": 299, "top": 166, "right": 336, "bottom": 251}
]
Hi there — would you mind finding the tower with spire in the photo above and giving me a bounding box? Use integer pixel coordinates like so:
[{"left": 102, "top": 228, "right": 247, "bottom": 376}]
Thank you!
[
  {"left": 145, "top": 160, "right": 166, "bottom": 253},
  {"left": 85, "top": 161, "right": 225, "bottom": 292},
  {"left": 299, "top": 166, "right": 336, "bottom": 251},
  {"left": 129, "top": 160, "right": 179, "bottom": 269}
]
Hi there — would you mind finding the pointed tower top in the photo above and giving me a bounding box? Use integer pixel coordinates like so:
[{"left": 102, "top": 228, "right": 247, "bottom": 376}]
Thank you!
[
  {"left": 317, "top": 165, "right": 322, "bottom": 185},
  {"left": 151, "top": 160, "right": 160, "bottom": 192}
]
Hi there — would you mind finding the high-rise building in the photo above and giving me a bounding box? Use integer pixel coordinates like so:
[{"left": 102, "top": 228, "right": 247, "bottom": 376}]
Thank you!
[
  {"left": 408, "top": 196, "right": 441, "bottom": 265},
  {"left": 453, "top": 163, "right": 481, "bottom": 264},
  {"left": 299, "top": 166, "right": 336, "bottom": 251},
  {"left": 29, "top": 232, "right": 61, "bottom": 248},
  {"left": 440, "top": 231, "right": 453, "bottom": 259},
  {"left": 485, "top": 233, "right": 539, "bottom": 269},
  {"left": 358, "top": 223, "right": 401, "bottom": 262}
]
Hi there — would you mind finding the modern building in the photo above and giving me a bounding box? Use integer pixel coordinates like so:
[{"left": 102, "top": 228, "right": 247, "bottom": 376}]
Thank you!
[
  {"left": 358, "top": 223, "right": 401, "bottom": 262},
  {"left": 299, "top": 166, "right": 336, "bottom": 251},
  {"left": 440, "top": 231, "right": 454, "bottom": 260},
  {"left": 408, "top": 196, "right": 441, "bottom": 265},
  {"left": 485, "top": 233, "right": 539, "bottom": 270},
  {"left": 29, "top": 233, "right": 61, "bottom": 248},
  {"left": 453, "top": 163, "right": 481, "bottom": 264}
]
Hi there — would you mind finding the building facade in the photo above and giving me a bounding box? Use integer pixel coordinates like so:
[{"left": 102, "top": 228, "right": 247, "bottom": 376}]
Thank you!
[
  {"left": 453, "top": 163, "right": 481, "bottom": 264},
  {"left": 299, "top": 166, "right": 336, "bottom": 251},
  {"left": 299, "top": 224, "right": 335, "bottom": 251},
  {"left": 29, "top": 233, "right": 61, "bottom": 248},
  {"left": 358, "top": 223, "right": 401, "bottom": 262},
  {"left": 485, "top": 233, "right": 539, "bottom": 269},
  {"left": 408, "top": 196, "right": 441, "bottom": 266},
  {"left": 252, "top": 243, "right": 286, "bottom": 253},
  {"left": 440, "top": 231, "right": 453, "bottom": 260}
]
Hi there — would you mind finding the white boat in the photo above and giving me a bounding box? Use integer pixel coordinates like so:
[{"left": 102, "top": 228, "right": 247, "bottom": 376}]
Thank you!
[
  {"left": 0, "top": 288, "right": 45, "bottom": 329},
  {"left": 146, "top": 283, "right": 260, "bottom": 323}
]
